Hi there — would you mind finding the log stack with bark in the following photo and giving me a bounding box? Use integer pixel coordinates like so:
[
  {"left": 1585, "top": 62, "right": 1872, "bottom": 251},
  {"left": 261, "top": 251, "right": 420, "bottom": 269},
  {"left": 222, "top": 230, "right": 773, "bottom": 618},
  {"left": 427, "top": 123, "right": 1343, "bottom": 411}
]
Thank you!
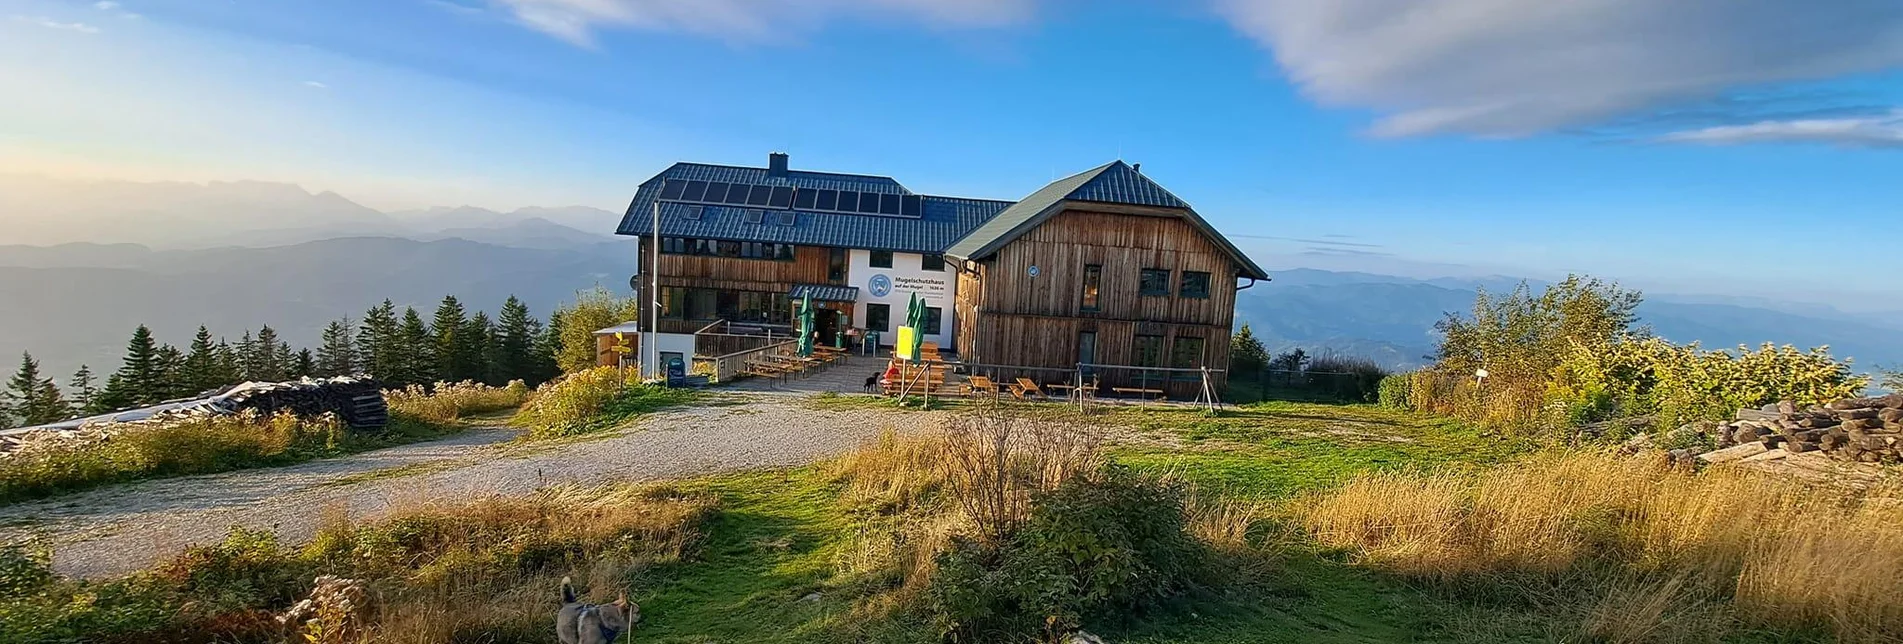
[
  {"left": 1, "top": 377, "right": 388, "bottom": 457},
  {"left": 1679, "top": 394, "right": 1903, "bottom": 466}
]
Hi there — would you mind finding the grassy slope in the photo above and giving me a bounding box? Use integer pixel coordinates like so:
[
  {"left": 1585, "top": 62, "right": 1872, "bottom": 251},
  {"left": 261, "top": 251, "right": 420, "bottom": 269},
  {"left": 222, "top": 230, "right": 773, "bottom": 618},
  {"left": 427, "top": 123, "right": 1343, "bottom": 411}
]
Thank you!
[{"left": 625, "top": 401, "right": 1557, "bottom": 644}]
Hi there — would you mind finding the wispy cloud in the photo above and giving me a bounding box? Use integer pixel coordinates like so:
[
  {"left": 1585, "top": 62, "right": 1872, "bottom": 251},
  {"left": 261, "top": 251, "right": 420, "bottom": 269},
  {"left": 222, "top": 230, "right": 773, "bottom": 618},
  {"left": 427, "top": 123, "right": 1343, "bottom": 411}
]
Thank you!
[
  {"left": 1232, "top": 233, "right": 1385, "bottom": 249},
  {"left": 1660, "top": 110, "right": 1903, "bottom": 148},
  {"left": 1212, "top": 0, "right": 1903, "bottom": 138},
  {"left": 480, "top": 0, "right": 1036, "bottom": 48},
  {"left": 13, "top": 15, "right": 101, "bottom": 34},
  {"left": 91, "top": 1, "right": 138, "bottom": 20},
  {"left": 302, "top": 80, "right": 330, "bottom": 90}
]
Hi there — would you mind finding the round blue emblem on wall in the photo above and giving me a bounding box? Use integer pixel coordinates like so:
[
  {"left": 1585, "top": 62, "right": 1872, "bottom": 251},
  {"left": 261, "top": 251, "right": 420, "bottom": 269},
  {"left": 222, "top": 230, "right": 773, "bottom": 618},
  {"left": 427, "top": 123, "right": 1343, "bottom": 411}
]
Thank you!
[{"left": 868, "top": 274, "right": 893, "bottom": 297}]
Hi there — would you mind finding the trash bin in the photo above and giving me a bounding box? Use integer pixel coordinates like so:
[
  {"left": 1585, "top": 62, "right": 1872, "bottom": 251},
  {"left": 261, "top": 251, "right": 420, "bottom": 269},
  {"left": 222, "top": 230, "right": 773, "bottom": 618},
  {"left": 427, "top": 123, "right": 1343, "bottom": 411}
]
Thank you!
[{"left": 863, "top": 331, "right": 881, "bottom": 356}]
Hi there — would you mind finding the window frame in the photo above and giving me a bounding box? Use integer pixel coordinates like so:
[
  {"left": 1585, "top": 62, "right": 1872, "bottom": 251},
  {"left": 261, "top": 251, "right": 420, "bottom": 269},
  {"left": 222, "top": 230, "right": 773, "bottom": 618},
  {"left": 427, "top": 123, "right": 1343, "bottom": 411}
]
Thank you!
[
  {"left": 921, "top": 254, "right": 945, "bottom": 271},
  {"left": 866, "top": 303, "right": 891, "bottom": 333},
  {"left": 1139, "top": 269, "right": 1173, "bottom": 297},
  {"left": 1179, "top": 271, "right": 1211, "bottom": 299},
  {"left": 870, "top": 250, "right": 894, "bottom": 269},
  {"left": 922, "top": 306, "right": 943, "bottom": 336},
  {"left": 1080, "top": 264, "right": 1102, "bottom": 312}
]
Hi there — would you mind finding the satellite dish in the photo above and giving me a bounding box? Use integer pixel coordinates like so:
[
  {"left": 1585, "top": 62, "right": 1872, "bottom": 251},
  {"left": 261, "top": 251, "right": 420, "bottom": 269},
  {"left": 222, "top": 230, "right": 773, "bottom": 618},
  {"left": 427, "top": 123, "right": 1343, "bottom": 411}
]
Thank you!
[{"left": 629, "top": 274, "right": 640, "bottom": 292}]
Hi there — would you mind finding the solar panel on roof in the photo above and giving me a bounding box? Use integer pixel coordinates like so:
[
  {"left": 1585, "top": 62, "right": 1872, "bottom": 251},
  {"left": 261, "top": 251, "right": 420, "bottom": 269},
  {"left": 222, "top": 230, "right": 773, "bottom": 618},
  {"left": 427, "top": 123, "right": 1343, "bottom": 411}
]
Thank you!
[
  {"left": 768, "top": 186, "right": 794, "bottom": 209},
  {"left": 743, "top": 209, "right": 765, "bottom": 224},
  {"left": 858, "top": 193, "right": 883, "bottom": 214},
  {"left": 746, "top": 185, "right": 772, "bottom": 206},
  {"left": 682, "top": 180, "right": 709, "bottom": 202},
  {"left": 723, "top": 183, "right": 752, "bottom": 205},
  {"left": 901, "top": 195, "right": 922, "bottom": 217},
  {"left": 879, "top": 193, "right": 902, "bottom": 216},
  {"left": 659, "top": 179, "right": 687, "bottom": 200},
  {"left": 836, "top": 191, "right": 858, "bottom": 213},
  {"left": 777, "top": 211, "right": 796, "bottom": 226},
  {"left": 816, "top": 189, "right": 839, "bottom": 211},
  {"left": 703, "top": 182, "right": 731, "bottom": 204},
  {"left": 683, "top": 205, "right": 704, "bottom": 220},
  {"left": 793, "top": 189, "right": 817, "bottom": 210}
]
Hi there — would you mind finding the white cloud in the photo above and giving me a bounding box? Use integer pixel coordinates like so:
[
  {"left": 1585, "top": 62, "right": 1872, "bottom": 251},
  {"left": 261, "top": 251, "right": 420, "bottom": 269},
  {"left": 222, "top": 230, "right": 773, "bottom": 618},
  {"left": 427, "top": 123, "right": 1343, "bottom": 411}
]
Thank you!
[
  {"left": 93, "top": 1, "right": 119, "bottom": 10},
  {"left": 485, "top": 0, "right": 1035, "bottom": 47},
  {"left": 1660, "top": 110, "right": 1903, "bottom": 148},
  {"left": 13, "top": 16, "right": 101, "bottom": 34},
  {"left": 303, "top": 80, "right": 329, "bottom": 89},
  {"left": 1212, "top": 0, "right": 1903, "bottom": 138}
]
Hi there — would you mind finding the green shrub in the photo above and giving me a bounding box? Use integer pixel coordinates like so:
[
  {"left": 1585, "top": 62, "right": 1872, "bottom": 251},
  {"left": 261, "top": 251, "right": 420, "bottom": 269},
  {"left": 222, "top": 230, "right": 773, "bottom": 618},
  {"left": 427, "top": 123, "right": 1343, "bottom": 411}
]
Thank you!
[
  {"left": 1377, "top": 373, "right": 1413, "bottom": 410},
  {"left": 928, "top": 465, "right": 1207, "bottom": 639},
  {"left": 512, "top": 367, "right": 697, "bottom": 439}
]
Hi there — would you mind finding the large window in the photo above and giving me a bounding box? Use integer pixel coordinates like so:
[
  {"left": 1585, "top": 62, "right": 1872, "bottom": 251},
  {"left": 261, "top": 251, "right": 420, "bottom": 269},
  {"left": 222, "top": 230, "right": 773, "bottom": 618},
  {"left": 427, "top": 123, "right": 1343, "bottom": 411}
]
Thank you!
[
  {"left": 1180, "top": 271, "right": 1211, "bottom": 299},
  {"left": 870, "top": 250, "right": 894, "bottom": 269},
  {"left": 1134, "top": 334, "right": 1165, "bottom": 367},
  {"left": 922, "top": 307, "right": 943, "bottom": 335},
  {"left": 921, "top": 254, "right": 945, "bottom": 271},
  {"left": 659, "top": 286, "right": 684, "bottom": 319},
  {"left": 1139, "top": 269, "right": 1172, "bottom": 296},
  {"left": 1080, "top": 264, "right": 1102, "bottom": 312},
  {"left": 661, "top": 238, "right": 688, "bottom": 254},
  {"left": 866, "top": 303, "right": 890, "bottom": 332},
  {"left": 1170, "top": 337, "right": 1205, "bottom": 369},
  {"left": 660, "top": 238, "right": 794, "bottom": 261},
  {"left": 828, "top": 248, "right": 847, "bottom": 283},
  {"left": 665, "top": 288, "right": 790, "bottom": 324}
]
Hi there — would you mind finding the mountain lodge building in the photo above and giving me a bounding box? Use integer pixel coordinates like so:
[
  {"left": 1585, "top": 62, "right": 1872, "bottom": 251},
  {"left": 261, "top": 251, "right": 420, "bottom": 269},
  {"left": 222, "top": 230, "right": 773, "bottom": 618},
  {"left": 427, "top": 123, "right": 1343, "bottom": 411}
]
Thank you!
[{"left": 613, "top": 153, "right": 1268, "bottom": 396}]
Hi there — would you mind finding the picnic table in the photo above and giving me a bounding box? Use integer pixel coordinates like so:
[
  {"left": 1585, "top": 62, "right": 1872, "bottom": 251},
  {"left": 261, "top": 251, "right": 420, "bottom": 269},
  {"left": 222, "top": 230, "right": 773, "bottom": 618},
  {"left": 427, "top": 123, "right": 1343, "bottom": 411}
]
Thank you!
[
  {"left": 1110, "top": 386, "right": 1165, "bottom": 400},
  {"left": 1014, "top": 378, "right": 1047, "bottom": 401},
  {"left": 967, "top": 375, "right": 1000, "bottom": 398}
]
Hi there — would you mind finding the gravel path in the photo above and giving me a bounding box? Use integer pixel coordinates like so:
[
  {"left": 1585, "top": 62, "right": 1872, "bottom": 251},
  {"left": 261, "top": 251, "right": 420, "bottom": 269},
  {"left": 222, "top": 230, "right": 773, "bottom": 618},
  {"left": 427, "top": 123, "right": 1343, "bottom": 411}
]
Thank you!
[{"left": 0, "top": 396, "right": 941, "bottom": 579}]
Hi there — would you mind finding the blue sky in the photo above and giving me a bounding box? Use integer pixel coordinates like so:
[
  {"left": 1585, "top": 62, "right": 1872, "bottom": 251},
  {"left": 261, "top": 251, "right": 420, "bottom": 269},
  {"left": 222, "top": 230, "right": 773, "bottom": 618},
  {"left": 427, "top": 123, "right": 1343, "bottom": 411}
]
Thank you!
[{"left": 3, "top": 0, "right": 1901, "bottom": 305}]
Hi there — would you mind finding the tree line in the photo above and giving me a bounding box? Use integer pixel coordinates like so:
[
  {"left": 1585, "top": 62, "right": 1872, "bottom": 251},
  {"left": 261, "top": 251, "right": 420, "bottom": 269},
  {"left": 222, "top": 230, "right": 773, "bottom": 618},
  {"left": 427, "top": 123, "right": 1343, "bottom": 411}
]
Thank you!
[{"left": 0, "top": 295, "right": 565, "bottom": 428}]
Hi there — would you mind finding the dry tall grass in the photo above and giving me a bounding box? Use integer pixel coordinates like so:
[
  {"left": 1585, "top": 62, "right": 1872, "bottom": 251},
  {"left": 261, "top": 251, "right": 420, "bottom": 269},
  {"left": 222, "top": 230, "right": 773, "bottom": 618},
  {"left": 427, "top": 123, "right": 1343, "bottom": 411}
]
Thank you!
[
  {"left": 0, "top": 411, "right": 349, "bottom": 503},
  {"left": 382, "top": 380, "right": 531, "bottom": 425},
  {"left": 1302, "top": 450, "right": 1903, "bottom": 642}
]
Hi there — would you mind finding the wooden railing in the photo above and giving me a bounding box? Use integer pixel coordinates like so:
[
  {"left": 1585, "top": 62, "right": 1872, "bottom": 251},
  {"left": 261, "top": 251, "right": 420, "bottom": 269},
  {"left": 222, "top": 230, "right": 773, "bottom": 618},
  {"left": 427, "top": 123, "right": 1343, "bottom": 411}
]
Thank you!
[{"left": 705, "top": 340, "right": 798, "bottom": 383}]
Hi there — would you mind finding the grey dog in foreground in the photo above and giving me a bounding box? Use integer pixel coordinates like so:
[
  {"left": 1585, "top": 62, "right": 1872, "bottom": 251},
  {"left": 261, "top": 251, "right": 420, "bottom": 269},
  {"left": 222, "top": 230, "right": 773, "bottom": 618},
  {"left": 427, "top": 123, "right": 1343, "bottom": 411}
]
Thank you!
[{"left": 557, "top": 577, "right": 638, "bottom": 644}]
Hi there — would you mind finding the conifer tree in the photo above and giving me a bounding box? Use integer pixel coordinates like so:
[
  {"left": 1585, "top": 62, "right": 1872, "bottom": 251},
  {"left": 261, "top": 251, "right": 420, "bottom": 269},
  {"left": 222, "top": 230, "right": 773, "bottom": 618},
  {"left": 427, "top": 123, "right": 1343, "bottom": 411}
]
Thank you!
[
  {"left": 466, "top": 311, "right": 497, "bottom": 384},
  {"left": 213, "top": 340, "right": 242, "bottom": 384},
  {"left": 5, "top": 352, "right": 67, "bottom": 426},
  {"left": 253, "top": 325, "right": 291, "bottom": 382},
  {"left": 182, "top": 326, "right": 223, "bottom": 392},
  {"left": 68, "top": 364, "right": 97, "bottom": 416},
  {"left": 432, "top": 295, "right": 472, "bottom": 382},
  {"left": 154, "top": 344, "right": 187, "bottom": 399},
  {"left": 236, "top": 330, "right": 260, "bottom": 381},
  {"left": 316, "top": 318, "right": 357, "bottom": 377},
  {"left": 294, "top": 349, "right": 315, "bottom": 378},
  {"left": 534, "top": 309, "right": 565, "bottom": 383},
  {"left": 397, "top": 307, "right": 435, "bottom": 386},
  {"left": 90, "top": 373, "right": 131, "bottom": 414},
  {"left": 105, "top": 325, "right": 162, "bottom": 406},
  {"left": 358, "top": 300, "right": 400, "bottom": 381},
  {"left": 495, "top": 296, "right": 544, "bottom": 385}
]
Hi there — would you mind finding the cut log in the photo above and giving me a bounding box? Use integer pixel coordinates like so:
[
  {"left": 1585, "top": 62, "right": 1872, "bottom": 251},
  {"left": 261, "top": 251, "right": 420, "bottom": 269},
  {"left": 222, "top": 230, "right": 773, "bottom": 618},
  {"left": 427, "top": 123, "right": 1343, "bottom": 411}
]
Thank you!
[
  {"left": 1879, "top": 409, "right": 1903, "bottom": 423},
  {"left": 1836, "top": 408, "right": 1880, "bottom": 420},
  {"left": 1783, "top": 440, "right": 1818, "bottom": 454},
  {"left": 1697, "top": 441, "right": 1768, "bottom": 464},
  {"left": 1841, "top": 418, "right": 1882, "bottom": 431},
  {"left": 1778, "top": 400, "right": 1798, "bottom": 415},
  {"left": 1740, "top": 449, "right": 1790, "bottom": 464},
  {"left": 1736, "top": 409, "right": 1779, "bottom": 422}
]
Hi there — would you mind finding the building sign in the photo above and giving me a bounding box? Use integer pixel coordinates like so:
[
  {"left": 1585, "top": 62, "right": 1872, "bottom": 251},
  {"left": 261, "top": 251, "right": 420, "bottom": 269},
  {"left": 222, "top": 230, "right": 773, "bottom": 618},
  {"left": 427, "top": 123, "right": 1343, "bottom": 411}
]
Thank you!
[
  {"left": 891, "top": 275, "right": 949, "bottom": 300},
  {"left": 868, "top": 274, "right": 893, "bottom": 297}
]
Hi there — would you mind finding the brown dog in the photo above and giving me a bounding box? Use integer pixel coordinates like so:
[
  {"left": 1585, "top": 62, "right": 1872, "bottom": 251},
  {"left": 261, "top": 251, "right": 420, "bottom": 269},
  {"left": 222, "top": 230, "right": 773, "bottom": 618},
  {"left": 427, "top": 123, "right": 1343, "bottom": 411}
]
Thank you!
[{"left": 557, "top": 577, "right": 638, "bottom": 644}]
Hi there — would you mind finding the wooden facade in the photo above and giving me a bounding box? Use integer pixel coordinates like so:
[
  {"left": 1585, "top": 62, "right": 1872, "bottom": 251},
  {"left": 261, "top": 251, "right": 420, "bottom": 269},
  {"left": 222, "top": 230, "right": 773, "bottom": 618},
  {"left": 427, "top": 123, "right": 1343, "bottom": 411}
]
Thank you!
[
  {"left": 635, "top": 238, "right": 844, "bottom": 336},
  {"left": 954, "top": 208, "right": 1243, "bottom": 397}
]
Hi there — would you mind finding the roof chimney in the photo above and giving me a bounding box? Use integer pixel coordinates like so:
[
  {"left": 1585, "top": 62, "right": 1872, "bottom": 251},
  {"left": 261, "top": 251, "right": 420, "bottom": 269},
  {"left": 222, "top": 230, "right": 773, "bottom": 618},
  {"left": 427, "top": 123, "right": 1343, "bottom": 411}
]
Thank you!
[
  {"left": 768, "top": 152, "right": 790, "bottom": 178},
  {"left": 1131, "top": 163, "right": 1141, "bottom": 174}
]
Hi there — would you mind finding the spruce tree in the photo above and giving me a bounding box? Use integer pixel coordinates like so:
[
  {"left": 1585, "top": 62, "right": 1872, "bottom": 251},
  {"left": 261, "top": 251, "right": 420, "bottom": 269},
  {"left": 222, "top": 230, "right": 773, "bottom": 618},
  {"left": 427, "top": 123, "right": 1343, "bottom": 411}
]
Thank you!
[
  {"left": 5, "top": 352, "right": 67, "bottom": 426},
  {"left": 108, "top": 325, "right": 163, "bottom": 406},
  {"left": 213, "top": 340, "right": 242, "bottom": 384},
  {"left": 316, "top": 318, "right": 357, "bottom": 377},
  {"left": 182, "top": 326, "right": 221, "bottom": 392},
  {"left": 359, "top": 300, "right": 400, "bottom": 381},
  {"left": 533, "top": 309, "right": 564, "bottom": 383},
  {"left": 68, "top": 364, "right": 97, "bottom": 417},
  {"left": 90, "top": 373, "right": 131, "bottom": 414},
  {"left": 294, "top": 349, "right": 315, "bottom": 378},
  {"left": 466, "top": 311, "right": 497, "bottom": 385},
  {"left": 493, "top": 296, "right": 537, "bottom": 384},
  {"left": 236, "top": 331, "right": 260, "bottom": 381},
  {"left": 432, "top": 295, "right": 471, "bottom": 382},
  {"left": 397, "top": 307, "right": 435, "bottom": 386},
  {"left": 253, "top": 325, "right": 291, "bottom": 382},
  {"left": 154, "top": 344, "right": 187, "bottom": 400}
]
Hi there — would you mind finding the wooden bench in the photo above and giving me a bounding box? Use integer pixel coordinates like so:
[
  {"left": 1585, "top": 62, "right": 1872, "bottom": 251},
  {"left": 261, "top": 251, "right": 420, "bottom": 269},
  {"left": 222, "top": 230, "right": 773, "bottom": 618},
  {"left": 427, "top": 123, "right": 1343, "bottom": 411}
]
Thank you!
[
  {"left": 1110, "top": 387, "right": 1165, "bottom": 400},
  {"left": 1014, "top": 378, "right": 1047, "bottom": 401}
]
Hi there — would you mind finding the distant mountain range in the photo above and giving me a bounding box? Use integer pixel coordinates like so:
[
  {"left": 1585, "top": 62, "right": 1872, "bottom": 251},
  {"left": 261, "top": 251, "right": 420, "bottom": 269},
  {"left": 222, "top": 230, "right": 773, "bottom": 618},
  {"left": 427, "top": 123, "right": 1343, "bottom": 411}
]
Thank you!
[
  {"left": 1239, "top": 269, "right": 1903, "bottom": 372},
  {"left": 1, "top": 174, "right": 1896, "bottom": 381}
]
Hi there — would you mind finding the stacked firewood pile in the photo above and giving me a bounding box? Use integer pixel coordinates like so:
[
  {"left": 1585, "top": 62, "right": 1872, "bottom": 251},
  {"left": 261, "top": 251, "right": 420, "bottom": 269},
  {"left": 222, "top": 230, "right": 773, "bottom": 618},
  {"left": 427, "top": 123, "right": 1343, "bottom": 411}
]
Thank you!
[
  {"left": 0, "top": 377, "right": 388, "bottom": 456},
  {"left": 1676, "top": 394, "right": 1903, "bottom": 467}
]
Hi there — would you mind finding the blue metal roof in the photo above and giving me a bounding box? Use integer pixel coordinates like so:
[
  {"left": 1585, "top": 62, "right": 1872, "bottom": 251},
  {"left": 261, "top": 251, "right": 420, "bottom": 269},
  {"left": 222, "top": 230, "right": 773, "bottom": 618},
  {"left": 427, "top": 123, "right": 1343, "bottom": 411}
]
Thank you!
[
  {"left": 788, "top": 284, "right": 860, "bottom": 302},
  {"left": 616, "top": 161, "right": 1010, "bottom": 254}
]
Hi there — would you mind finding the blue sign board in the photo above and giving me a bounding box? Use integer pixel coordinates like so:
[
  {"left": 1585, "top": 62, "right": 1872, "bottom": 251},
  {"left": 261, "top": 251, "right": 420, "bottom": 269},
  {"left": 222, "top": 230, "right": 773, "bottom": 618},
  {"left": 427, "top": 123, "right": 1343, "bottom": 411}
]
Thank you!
[{"left": 868, "top": 273, "right": 893, "bottom": 297}]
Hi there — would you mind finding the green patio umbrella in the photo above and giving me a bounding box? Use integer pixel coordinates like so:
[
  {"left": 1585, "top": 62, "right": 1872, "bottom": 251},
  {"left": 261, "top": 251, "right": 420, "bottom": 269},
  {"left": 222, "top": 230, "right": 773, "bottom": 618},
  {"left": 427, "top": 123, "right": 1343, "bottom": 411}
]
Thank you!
[
  {"left": 904, "top": 292, "right": 925, "bottom": 362},
  {"left": 796, "top": 292, "right": 816, "bottom": 357}
]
